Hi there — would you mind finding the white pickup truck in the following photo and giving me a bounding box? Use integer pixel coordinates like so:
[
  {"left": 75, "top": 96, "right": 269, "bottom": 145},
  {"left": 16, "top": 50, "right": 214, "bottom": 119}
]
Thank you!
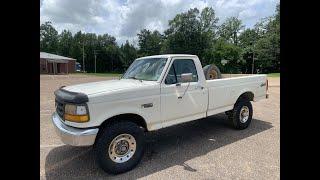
[{"left": 52, "top": 54, "right": 268, "bottom": 174}]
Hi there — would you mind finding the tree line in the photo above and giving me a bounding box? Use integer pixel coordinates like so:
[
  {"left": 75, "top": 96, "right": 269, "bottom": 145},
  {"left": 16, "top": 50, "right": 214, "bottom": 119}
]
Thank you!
[{"left": 40, "top": 4, "right": 279, "bottom": 74}]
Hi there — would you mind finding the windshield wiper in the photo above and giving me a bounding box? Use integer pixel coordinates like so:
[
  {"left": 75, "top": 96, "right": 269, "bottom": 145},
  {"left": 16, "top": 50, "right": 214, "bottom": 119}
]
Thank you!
[
  {"left": 127, "top": 76, "right": 138, "bottom": 79},
  {"left": 127, "top": 76, "right": 143, "bottom": 82}
]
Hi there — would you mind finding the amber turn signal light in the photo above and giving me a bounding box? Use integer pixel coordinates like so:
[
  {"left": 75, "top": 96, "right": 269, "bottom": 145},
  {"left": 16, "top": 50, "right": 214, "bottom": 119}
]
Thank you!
[{"left": 64, "top": 114, "right": 89, "bottom": 123}]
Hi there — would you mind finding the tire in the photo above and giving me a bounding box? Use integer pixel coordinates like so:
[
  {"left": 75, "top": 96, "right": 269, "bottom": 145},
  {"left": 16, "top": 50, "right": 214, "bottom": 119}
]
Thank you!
[
  {"left": 203, "top": 64, "right": 222, "bottom": 80},
  {"left": 225, "top": 110, "right": 232, "bottom": 117},
  {"left": 94, "top": 121, "right": 145, "bottom": 174},
  {"left": 229, "top": 100, "right": 253, "bottom": 130}
]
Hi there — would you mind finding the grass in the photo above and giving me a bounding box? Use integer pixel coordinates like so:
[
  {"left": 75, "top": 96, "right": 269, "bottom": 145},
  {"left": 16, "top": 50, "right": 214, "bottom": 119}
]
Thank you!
[
  {"left": 73, "top": 72, "right": 122, "bottom": 77},
  {"left": 267, "top": 73, "right": 280, "bottom": 77}
]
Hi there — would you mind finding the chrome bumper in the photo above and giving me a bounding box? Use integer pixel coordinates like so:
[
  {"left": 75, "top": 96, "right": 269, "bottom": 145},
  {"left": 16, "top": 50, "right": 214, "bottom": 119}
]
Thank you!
[{"left": 52, "top": 112, "right": 99, "bottom": 146}]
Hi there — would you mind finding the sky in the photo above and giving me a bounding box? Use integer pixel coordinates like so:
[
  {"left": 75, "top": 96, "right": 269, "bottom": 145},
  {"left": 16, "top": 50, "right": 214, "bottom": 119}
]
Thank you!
[{"left": 40, "top": 0, "right": 279, "bottom": 45}]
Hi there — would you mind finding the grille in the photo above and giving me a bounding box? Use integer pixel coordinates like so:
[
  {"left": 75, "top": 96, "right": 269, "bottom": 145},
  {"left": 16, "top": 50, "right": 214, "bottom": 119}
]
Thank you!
[{"left": 55, "top": 100, "right": 64, "bottom": 119}]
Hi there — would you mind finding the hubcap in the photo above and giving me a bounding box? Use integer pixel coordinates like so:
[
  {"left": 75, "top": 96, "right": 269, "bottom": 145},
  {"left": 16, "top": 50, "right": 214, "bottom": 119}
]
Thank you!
[
  {"left": 239, "top": 106, "right": 250, "bottom": 123},
  {"left": 108, "top": 134, "right": 136, "bottom": 163}
]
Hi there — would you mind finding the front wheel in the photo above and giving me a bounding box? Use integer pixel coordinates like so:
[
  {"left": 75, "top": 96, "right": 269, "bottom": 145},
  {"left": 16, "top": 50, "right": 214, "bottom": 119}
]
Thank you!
[
  {"left": 229, "top": 100, "right": 253, "bottom": 130},
  {"left": 94, "top": 121, "right": 145, "bottom": 174}
]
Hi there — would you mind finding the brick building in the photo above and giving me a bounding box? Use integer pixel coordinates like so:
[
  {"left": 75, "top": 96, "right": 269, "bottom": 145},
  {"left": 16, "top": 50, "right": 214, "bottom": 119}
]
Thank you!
[{"left": 40, "top": 52, "right": 76, "bottom": 74}]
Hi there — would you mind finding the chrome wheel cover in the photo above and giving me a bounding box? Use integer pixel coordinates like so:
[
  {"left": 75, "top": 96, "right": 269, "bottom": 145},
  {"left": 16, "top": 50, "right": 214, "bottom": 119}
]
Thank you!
[
  {"left": 108, "top": 134, "right": 136, "bottom": 163},
  {"left": 239, "top": 106, "right": 250, "bottom": 123}
]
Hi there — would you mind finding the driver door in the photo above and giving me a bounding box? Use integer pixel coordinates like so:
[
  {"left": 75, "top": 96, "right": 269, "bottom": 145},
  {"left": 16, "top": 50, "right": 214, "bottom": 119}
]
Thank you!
[{"left": 160, "top": 58, "right": 207, "bottom": 128}]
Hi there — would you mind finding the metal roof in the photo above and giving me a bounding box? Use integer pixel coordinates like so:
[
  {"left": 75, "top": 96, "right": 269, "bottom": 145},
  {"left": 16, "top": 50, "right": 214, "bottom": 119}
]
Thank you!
[{"left": 40, "top": 52, "right": 76, "bottom": 61}]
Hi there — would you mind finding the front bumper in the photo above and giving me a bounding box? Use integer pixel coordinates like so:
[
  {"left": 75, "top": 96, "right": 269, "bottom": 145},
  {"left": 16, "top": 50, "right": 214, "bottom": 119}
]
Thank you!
[{"left": 52, "top": 112, "right": 99, "bottom": 146}]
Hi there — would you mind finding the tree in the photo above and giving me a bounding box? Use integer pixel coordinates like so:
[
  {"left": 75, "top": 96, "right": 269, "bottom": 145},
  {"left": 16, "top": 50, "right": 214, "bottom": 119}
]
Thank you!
[
  {"left": 39, "top": 4, "right": 280, "bottom": 74},
  {"left": 210, "top": 39, "right": 243, "bottom": 73},
  {"left": 253, "top": 3, "right": 280, "bottom": 73},
  {"left": 164, "top": 8, "right": 201, "bottom": 55},
  {"left": 163, "top": 7, "right": 219, "bottom": 64},
  {"left": 218, "top": 17, "right": 244, "bottom": 45},
  {"left": 70, "top": 31, "right": 85, "bottom": 68},
  {"left": 238, "top": 29, "right": 259, "bottom": 48},
  {"left": 97, "top": 34, "right": 117, "bottom": 47},
  {"left": 238, "top": 29, "right": 259, "bottom": 73},
  {"left": 66, "top": 31, "right": 123, "bottom": 73},
  {"left": 40, "top": 21, "right": 59, "bottom": 53},
  {"left": 121, "top": 40, "right": 137, "bottom": 69},
  {"left": 200, "top": 7, "right": 219, "bottom": 35},
  {"left": 200, "top": 7, "right": 219, "bottom": 64},
  {"left": 105, "top": 45, "right": 123, "bottom": 72},
  {"left": 137, "top": 29, "right": 163, "bottom": 56},
  {"left": 58, "top": 30, "right": 73, "bottom": 57}
]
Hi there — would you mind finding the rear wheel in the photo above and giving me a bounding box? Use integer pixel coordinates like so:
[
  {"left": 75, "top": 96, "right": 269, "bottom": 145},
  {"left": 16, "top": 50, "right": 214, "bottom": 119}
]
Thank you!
[
  {"left": 94, "top": 121, "right": 145, "bottom": 174},
  {"left": 229, "top": 100, "right": 253, "bottom": 130}
]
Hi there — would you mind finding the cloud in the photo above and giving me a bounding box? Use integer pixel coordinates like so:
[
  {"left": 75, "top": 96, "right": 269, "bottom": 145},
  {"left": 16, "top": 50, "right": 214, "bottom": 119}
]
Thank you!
[
  {"left": 40, "top": 0, "right": 279, "bottom": 45},
  {"left": 118, "top": 0, "right": 210, "bottom": 37}
]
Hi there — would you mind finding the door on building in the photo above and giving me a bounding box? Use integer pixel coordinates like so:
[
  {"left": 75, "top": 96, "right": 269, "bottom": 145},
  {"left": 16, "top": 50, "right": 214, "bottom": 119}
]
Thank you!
[
  {"left": 57, "top": 63, "right": 61, "bottom": 74},
  {"left": 48, "top": 63, "right": 53, "bottom": 74}
]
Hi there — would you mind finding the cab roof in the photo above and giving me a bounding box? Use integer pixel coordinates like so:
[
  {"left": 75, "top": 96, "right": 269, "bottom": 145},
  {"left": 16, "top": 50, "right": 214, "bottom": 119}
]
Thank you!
[{"left": 136, "top": 54, "right": 197, "bottom": 60}]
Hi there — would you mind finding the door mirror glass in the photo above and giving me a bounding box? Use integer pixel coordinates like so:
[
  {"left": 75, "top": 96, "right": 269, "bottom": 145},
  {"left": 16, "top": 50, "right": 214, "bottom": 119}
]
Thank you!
[{"left": 180, "top": 73, "right": 193, "bottom": 83}]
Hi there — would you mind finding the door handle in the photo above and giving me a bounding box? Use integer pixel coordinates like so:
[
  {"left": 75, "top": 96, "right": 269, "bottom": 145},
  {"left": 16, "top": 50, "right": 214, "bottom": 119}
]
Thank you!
[{"left": 196, "top": 85, "right": 204, "bottom": 90}]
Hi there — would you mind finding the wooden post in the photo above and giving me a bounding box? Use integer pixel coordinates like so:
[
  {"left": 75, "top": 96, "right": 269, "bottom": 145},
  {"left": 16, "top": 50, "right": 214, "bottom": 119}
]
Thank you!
[
  {"left": 46, "top": 59, "right": 48, "bottom": 74},
  {"left": 53, "top": 62, "right": 56, "bottom": 75}
]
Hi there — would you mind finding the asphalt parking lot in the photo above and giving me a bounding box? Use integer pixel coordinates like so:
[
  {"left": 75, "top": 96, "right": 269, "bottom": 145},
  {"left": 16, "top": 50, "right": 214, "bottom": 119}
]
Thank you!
[{"left": 40, "top": 74, "right": 280, "bottom": 180}]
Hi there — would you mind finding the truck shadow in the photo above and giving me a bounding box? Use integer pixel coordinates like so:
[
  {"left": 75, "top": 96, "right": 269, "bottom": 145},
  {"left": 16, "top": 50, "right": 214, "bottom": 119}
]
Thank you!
[{"left": 44, "top": 113, "right": 273, "bottom": 179}]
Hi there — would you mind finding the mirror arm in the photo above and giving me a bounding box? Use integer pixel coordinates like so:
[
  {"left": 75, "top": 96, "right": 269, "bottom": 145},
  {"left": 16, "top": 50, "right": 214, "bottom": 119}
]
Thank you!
[{"left": 178, "top": 82, "right": 190, "bottom": 99}]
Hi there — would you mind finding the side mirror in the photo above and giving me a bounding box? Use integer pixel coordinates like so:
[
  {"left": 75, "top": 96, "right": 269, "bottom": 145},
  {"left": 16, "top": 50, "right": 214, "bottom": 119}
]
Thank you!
[{"left": 180, "top": 73, "right": 193, "bottom": 83}]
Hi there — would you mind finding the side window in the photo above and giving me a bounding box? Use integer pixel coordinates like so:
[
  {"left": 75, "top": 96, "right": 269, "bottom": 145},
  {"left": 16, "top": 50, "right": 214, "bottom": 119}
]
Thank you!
[
  {"left": 165, "top": 59, "right": 198, "bottom": 84},
  {"left": 173, "top": 59, "right": 198, "bottom": 83},
  {"left": 165, "top": 64, "right": 177, "bottom": 84}
]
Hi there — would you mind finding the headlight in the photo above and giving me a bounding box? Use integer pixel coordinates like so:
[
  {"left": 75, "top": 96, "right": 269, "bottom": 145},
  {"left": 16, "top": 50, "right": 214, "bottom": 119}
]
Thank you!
[{"left": 64, "top": 104, "right": 89, "bottom": 123}]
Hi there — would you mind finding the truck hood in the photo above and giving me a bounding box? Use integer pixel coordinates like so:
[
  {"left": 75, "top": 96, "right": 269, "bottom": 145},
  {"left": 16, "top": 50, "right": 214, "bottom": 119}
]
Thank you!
[{"left": 62, "top": 79, "right": 158, "bottom": 95}]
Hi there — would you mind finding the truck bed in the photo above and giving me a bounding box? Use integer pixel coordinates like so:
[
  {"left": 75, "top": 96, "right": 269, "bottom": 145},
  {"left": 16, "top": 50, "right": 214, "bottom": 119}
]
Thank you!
[{"left": 206, "top": 74, "right": 267, "bottom": 116}]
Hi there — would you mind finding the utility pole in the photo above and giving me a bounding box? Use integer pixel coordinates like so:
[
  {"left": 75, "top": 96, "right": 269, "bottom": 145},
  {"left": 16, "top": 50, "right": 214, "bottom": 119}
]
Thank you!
[
  {"left": 94, "top": 50, "right": 100, "bottom": 73},
  {"left": 94, "top": 52, "right": 97, "bottom": 73},
  {"left": 251, "top": 42, "right": 255, "bottom": 74},
  {"left": 80, "top": 41, "right": 85, "bottom": 72},
  {"left": 251, "top": 52, "right": 254, "bottom": 74}
]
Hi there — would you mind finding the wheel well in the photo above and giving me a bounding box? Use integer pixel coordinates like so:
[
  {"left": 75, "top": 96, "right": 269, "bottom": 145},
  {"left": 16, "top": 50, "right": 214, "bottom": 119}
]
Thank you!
[
  {"left": 237, "top": 92, "right": 254, "bottom": 102},
  {"left": 100, "top": 113, "right": 148, "bottom": 132}
]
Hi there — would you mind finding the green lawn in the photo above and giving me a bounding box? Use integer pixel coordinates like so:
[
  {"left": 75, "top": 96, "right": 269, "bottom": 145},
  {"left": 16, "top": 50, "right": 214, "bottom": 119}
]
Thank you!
[
  {"left": 73, "top": 72, "right": 122, "bottom": 77},
  {"left": 267, "top": 73, "right": 280, "bottom": 77}
]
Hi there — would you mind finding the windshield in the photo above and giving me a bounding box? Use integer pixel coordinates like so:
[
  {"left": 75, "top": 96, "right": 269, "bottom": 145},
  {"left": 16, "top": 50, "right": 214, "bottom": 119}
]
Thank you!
[{"left": 122, "top": 58, "right": 167, "bottom": 81}]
